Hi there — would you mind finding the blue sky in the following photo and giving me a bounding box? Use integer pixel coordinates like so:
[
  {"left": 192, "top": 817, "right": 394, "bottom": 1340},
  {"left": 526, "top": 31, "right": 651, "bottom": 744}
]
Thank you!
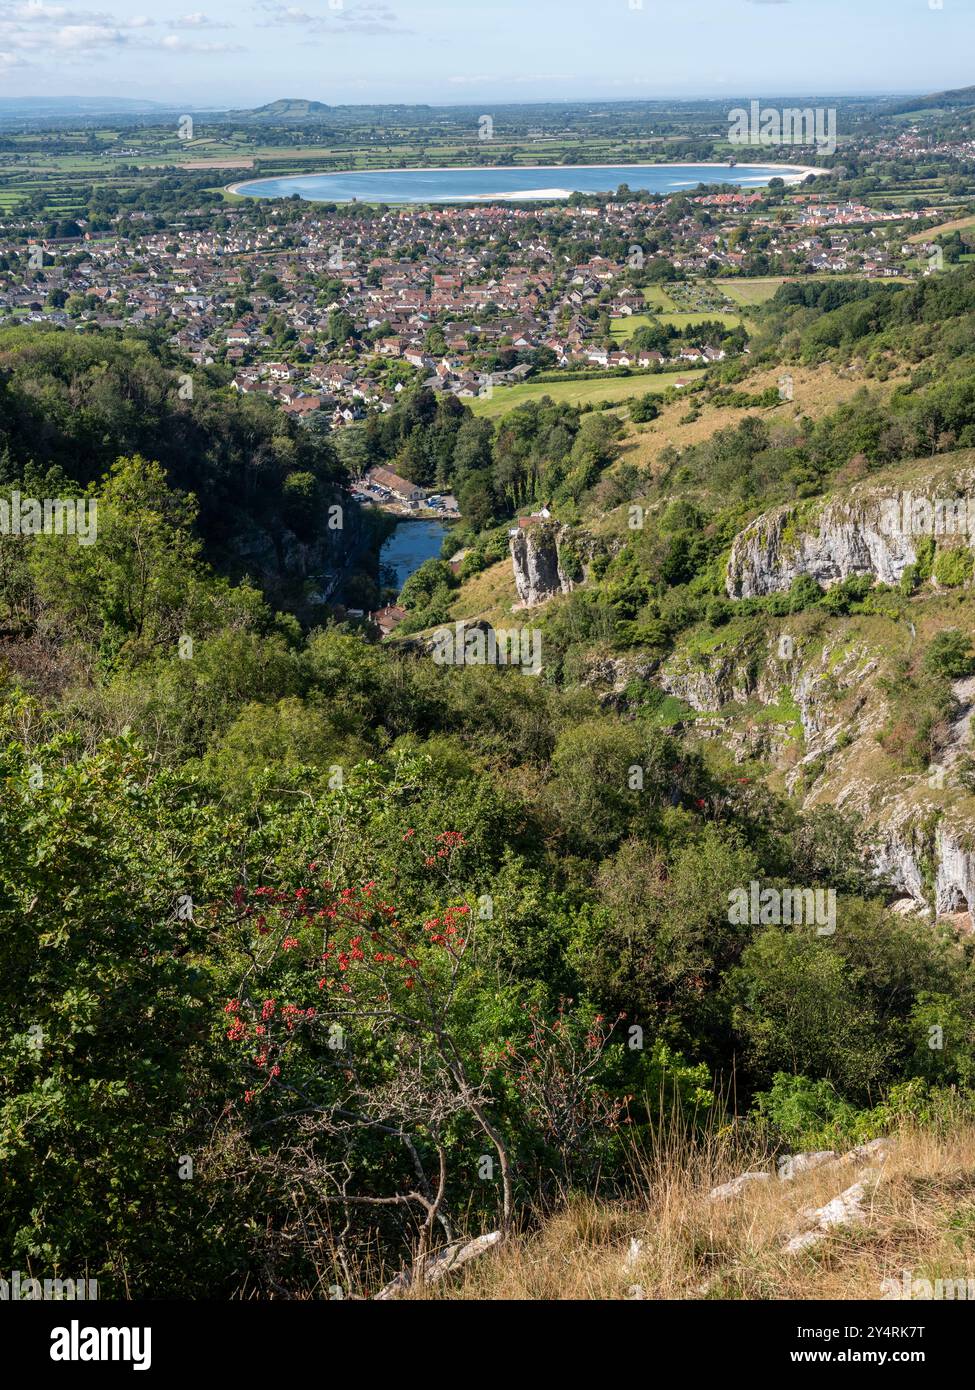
[{"left": 0, "top": 0, "right": 972, "bottom": 106}]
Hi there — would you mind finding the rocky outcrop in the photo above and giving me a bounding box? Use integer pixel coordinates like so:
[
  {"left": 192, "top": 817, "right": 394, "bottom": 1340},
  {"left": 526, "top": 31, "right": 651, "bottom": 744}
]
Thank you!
[
  {"left": 870, "top": 813, "right": 975, "bottom": 928},
  {"left": 784, "top": 1180, "right": 873, "bottom": 1254},
  {"left": 661, "top": 631, "right": 873, "bottom": 741},
  {"left": 707, "top": 1139, "right": 892, "bottom": 1254},
  {"left": 784, "top": 1142, "right": 891, "bottom": 1252},
  {"left": 777, "top": 1151, "right": 838, "bottom": 1180},
  {"left": 873, "top": 819, "right": 931, "bottom": 907},
  {"left": 233, "top": 489, "right": 370, "bottom": 613},
  {"left": 657, "top": 615, "right": 975, "bottom": 927},
  {"left": 935, "top": 821, "right": 975, "bottom": 917},
  {"left": 579, "top": 652, "right": 659, "bottom": 700},
  {"left": 726, "top": 491, "right": 921, "bottom": 599},
  {"left": 374, "top": 1231, "right": 502, "bottom": 1299},
  {"left": 510, "top": 521, "right": 590, "bottom": 607},
  {"left": 660, "top": 651, "right": 761, "bottom": 712}
]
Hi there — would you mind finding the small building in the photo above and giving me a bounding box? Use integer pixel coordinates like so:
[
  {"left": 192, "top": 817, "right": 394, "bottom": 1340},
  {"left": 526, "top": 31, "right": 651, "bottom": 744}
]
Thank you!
[
  {"left": 370, "top": 604, "right": 407, "bottom": 637},
  {"left": 517, "top": 506, "right": 551, "bottom": 529},
  {"left": 366, "top": 467, "right": 425, "bottom": 504}
]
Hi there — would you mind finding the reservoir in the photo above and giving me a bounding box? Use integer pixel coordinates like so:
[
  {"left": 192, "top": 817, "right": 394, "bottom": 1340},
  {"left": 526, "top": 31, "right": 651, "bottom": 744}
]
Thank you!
[
  {"left": 231, "top": 162, "right": 817, "bottom": 205},
  {"left": 380, "top": 518, "right": 450, "bottom": 592}
]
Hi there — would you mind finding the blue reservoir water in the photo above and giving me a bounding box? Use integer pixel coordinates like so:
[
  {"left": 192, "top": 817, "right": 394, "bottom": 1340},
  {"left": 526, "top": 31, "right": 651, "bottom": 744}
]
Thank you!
[
  {"left": 233, "top": 163, "right": 812, "bottom": 205},
  {"left": 380, "top": 519, "right": 449, "bottom": 592}
]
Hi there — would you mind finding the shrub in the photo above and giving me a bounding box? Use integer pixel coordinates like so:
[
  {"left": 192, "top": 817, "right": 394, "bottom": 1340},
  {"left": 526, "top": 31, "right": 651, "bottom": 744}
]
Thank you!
[
  {"left": 631, "top": 394, "right": 661, "bottom": 423},
  {"left": 923, "top": 629, "right": 975, "bottom": 680},
  {"left": 932, "top": 546, "right": 973, "bottom": 588}
]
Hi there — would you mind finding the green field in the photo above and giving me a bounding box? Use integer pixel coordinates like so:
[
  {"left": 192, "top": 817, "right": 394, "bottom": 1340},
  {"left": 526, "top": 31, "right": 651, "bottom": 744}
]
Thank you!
[
  {"left": 468, "top": 369, "right": 708, "bottom": 418},
  {"left": 612, "top": 310, "right": 743, "bottom": 339},
  {"left": 610, "top": 314, "right": 657, "bottom": 339},
  {"left": 642, "top": 285, "right": 680, "bottom": 311},
  {"left": 607, "top": 280, "right": 750, "bottom": 341},
  {"left": 715, "top": 276, "right": 792, "bottom": 306}
]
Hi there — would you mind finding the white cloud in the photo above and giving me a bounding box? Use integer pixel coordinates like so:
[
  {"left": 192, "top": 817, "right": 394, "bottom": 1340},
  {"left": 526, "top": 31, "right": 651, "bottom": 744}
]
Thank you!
[
  {"left": 10, "top": 3, "right": 72, "bottom": 18},
  {"left": 160, "top": 32, "right": 240, "bottom": 51},
  {"left": 169, "top": 11, "right": 229, "bottom": 28},
  {"left": 258, "top": 0, "right": 410, "bottom": 36},
  {"left": 0, "top": 2, "right": 243, "bottom": 56},
  {"left": 52, "top": 23, "right": 124, "bottom": 47}
]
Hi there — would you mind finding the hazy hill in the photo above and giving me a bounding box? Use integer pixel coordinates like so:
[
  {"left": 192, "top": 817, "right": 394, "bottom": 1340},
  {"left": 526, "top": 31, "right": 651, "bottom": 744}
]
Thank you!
[
  {"left": 885, "top": 82, "right": 975, "bottom": 115},
  {"left": 232, "top": 98, "right": 333, "bottom": 121}
]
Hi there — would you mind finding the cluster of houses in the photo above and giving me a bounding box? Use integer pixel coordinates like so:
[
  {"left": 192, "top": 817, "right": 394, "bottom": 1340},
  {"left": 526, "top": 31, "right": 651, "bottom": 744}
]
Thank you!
[
  {"left": 870, "top": 127, "right": 975, "bottom": 163},
  {"left": 0, "top": 169, "right": 960, "bottom": 425},
  {"left": 356, "top": 466, "right": 459, "bottom": 516}
]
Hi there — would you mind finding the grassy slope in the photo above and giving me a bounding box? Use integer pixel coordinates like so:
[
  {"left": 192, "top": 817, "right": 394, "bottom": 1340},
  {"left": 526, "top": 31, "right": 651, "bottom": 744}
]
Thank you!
[
  {"left": 907, "top": 215, "right": 975, "bottom": 244},
  {"left": 468, "top": 368, "right": 708, "bottom": 418},
  {"left": 412, "top": 1124, "right": 975, "bottom": 1300},
  {"left": 616, "top": 362, "right": 903, "bottom": 478}
]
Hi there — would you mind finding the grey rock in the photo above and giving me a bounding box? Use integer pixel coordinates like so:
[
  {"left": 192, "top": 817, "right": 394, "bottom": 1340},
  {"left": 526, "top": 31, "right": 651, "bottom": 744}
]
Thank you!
[
  {"left": 784, "top": 1179, "right": 873, "bottom": 1254},
  {"left": 709, "top": 1171, "right": 772, "bottom": 1201},
  {"left": 726, "top": 492, "right": 920, "bottom": 599},
  {"left": 777, "top": 1151, "right": 838, "bottom": 1181},
  {"left": 374, "top": 1230, "right": 503, "bottom": 1299},
  {"left": 510, "top": 521, "right": 582, "bottom": 606}
]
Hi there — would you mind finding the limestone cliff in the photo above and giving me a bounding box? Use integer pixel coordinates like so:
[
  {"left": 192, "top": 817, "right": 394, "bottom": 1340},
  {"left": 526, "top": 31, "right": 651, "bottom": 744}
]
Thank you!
[
  {"left": 510, "top": 521, "right": 586, "bottom": 607},
  {"left": 726, "top": 491, "right": 919, "bottom": 598},
  {"left": 726, "top": 463, "right": 975, "bottom": 599},
  {"left": 232, "top": 491, "right": 372, "bottom": 613},
  {"left": 657, "top": 620, "right": 975, "bottom": 928}
]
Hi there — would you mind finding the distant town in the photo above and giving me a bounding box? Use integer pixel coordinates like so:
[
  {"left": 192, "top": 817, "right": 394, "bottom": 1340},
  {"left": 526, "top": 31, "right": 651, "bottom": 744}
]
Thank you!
[{"left": 0, "top": 138, "right": 963, "bottom": 431}]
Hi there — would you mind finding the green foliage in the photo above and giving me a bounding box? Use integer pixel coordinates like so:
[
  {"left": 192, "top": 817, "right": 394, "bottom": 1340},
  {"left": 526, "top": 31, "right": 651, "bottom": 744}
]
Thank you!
[
  {"left": 752, "top": 1074, "right": 860, "bottom": 1149},
  {"left": 6, "top": 267, "right": 975, "bottom": 1292},
  {"left": 0, "top": 328, "right": 346, "bottom": 592},
  {"left": 933, "top": 545, "right": 973, "bottom": 588},
  {"left": 398, "top": 556, "right": 457, "bottom": 611},
  {"left": 923, "top": 628, "right": 975, "bottom": 680},
  {"left": 630, "top": 393, "right": 661, "bottom": 423},
  {"left": 0, "top": 725, "right": 234, "bottom": 1292}
]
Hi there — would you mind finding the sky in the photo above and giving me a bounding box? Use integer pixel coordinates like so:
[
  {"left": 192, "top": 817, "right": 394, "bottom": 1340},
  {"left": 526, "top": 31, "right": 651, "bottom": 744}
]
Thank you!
[{"left": 0, "top": 0, "right": 972, "bottom": 108}]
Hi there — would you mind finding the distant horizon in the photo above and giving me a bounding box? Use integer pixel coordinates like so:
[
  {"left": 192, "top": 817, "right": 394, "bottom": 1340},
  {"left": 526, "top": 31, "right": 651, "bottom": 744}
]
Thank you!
[
  {"left": 0, "top": 87, "right": 961, "bottom": 114},
  {"left": 0, "top": 0, "right": 971, "bottom": 107}
]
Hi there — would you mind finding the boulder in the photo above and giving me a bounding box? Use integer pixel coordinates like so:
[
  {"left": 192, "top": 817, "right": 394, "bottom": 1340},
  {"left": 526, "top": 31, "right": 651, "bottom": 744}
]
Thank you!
[{"left": 374, "top": 1230, "right": 502, "bottom": 1300}]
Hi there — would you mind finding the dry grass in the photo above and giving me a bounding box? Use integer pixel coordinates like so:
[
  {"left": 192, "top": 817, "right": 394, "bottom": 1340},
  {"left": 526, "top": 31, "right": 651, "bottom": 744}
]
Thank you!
[
  {"left": 410, "top": 1125, "right": 975, "bottom": 1300},
  {"left": 906, "top": 215, "right": 975, "bottom": 244},
  {"left": 618, "top": 364, "right": 908, "bottom": 469},
  {"left": 447, "top": 558, "right": 520, "bottom": 624}
]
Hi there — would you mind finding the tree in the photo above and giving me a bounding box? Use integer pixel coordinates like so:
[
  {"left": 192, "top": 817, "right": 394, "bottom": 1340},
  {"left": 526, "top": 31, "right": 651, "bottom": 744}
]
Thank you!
[
  {"left": 327, "top": 309, "right": 354, "bottom": 344},
  {"left": 728, "top": 929, "right": 892, "bottom": 1099},
  {"left": 216, "top": 846, "right": 515, "bottom": 1259},
  {"left": 630, "top": 394, "right": 661, "bottom": 423},
  {"left": 924, "top": 629, "right": 975, "bottom": 680},
  {"left": 0, "top": 727, "right": 229, "bottom": 1294},
  {"left": 29, "top": 455, "right": 202, "bottom": 663},
  {"left": 398, "top": 557, "right": 456, "bottom": 612}
]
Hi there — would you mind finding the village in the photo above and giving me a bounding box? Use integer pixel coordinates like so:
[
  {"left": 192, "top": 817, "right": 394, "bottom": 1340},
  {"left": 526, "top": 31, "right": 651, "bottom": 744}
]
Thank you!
[
  {"left": 0, "top": 164, "right": 958, "bottom": 431},
  {"left": 352, "top": 465, "right": 460, "bottom": 518}
]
